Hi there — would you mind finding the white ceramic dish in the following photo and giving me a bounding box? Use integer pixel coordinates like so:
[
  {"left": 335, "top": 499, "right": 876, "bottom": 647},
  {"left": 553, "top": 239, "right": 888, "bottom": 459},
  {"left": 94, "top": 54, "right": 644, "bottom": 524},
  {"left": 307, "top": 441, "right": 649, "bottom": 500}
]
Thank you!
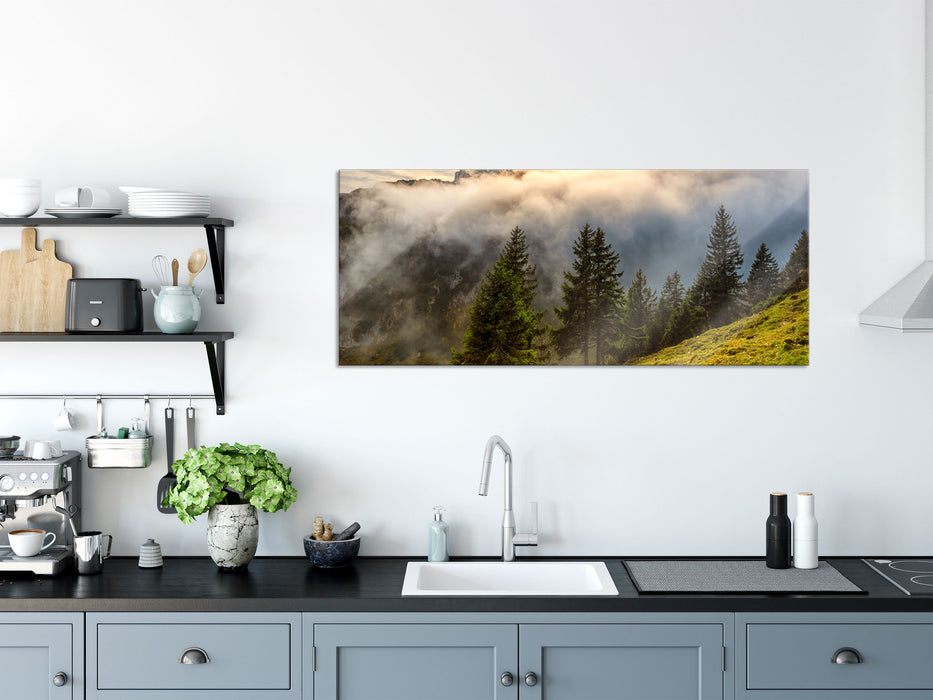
[
  {"left": 129, "top": 211, "right": 209, "bottom": 218},
  {"left": 45, "top": 208, "right": 122, "bottom": 218},
  {"left": 118, "top": 186, "right": 161, "bottom": 194}
]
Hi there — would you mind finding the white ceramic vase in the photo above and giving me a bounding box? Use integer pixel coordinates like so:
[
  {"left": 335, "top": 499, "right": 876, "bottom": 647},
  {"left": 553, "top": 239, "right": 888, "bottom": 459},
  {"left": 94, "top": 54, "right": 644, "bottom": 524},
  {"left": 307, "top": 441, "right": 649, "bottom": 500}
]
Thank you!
[{"left": 206, "top": 503, "right": 259, "bottom": 570}]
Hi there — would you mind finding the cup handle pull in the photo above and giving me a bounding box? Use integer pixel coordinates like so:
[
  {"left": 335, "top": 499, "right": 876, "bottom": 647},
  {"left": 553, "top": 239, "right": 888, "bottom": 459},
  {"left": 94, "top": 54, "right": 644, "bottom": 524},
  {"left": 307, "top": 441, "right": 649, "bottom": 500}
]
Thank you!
[
  {"left": 41, "top": 532, "right": 56, "bottom": 551},
  {"left": 102, "top": 534, "right": 113, "bottom": 560}
]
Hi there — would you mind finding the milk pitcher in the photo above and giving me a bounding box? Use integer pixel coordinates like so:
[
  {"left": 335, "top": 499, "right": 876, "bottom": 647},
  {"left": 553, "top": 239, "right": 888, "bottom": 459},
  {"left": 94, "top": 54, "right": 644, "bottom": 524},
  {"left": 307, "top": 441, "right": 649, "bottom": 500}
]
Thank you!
[
  {"left": 151, "top": 286, "right": 201, "bottom": 334},
  {"left": 74, "top": 531, "right": 112, "bottom": 575}
]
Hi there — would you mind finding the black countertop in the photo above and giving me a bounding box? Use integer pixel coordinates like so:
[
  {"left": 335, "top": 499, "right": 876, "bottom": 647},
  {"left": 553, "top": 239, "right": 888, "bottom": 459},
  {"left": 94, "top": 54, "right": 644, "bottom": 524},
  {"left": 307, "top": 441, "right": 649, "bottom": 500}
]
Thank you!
[{"left": 0, "top": 557, "right": 930, "bottom": 614}]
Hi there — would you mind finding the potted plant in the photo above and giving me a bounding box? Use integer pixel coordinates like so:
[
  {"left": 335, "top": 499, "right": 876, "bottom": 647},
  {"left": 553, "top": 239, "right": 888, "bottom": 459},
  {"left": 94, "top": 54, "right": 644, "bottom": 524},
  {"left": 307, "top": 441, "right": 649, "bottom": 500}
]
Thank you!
[{"left": 162, "top": 442, "right": 298, "bottom": 570}]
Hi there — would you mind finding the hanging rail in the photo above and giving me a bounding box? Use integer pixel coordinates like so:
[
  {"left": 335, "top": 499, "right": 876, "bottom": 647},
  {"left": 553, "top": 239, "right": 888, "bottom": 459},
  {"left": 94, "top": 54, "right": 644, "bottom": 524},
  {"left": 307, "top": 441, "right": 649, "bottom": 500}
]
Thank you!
[{"left": 0, "top": 394, "right": 216, "bottom": 401}]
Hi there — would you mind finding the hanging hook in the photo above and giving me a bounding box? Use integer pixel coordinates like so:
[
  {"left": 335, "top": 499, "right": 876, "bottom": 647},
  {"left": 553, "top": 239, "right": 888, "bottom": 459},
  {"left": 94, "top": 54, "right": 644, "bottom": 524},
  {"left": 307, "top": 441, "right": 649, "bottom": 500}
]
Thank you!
[
  {"left": 167, "top": 396, "right": 172, "bottom": 408},
  {"left": 188, "top": 395, "right": 193, "bottom": 408}
]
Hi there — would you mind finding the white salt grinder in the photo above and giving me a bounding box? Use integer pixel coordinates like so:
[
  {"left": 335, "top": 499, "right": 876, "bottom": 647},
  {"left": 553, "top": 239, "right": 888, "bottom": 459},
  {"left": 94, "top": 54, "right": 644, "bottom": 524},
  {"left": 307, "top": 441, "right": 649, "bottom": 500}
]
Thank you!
[{"left": 793, "top": 492, "right": 818, "bottom": 569}]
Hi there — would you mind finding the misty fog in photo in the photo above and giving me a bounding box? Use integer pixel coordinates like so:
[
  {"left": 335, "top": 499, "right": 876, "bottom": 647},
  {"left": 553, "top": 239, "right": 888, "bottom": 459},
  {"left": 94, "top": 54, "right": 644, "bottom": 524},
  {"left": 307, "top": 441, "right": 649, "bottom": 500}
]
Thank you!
[{"left": 339, "top": 169, "right": 809, "bottom": 366}]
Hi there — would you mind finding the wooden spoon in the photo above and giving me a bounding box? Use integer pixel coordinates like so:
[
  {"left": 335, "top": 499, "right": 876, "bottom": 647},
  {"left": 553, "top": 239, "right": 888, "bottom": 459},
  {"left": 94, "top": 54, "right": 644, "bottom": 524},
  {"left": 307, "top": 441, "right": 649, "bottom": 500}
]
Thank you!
[
  {"left": 171, "top": 258, "right": 179, "bottom": 286},
  {"left": 186, "top": 248, "right": 207, "bottom": 286}
]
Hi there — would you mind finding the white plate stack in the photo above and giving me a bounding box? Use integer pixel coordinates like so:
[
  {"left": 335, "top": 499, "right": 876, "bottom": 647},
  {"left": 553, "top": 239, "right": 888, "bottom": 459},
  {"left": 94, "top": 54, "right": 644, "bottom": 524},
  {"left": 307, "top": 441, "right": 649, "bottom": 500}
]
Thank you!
[{"left": 124, "top": 188, "right": 211, "bottom": 218}]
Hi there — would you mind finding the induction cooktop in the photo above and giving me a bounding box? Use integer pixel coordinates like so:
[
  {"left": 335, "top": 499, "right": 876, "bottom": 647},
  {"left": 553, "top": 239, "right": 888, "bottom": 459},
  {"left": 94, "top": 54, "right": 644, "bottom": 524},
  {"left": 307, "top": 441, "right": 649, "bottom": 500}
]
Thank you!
[{"left": 862, "top": 558, "right": 933, "bottom": 595}]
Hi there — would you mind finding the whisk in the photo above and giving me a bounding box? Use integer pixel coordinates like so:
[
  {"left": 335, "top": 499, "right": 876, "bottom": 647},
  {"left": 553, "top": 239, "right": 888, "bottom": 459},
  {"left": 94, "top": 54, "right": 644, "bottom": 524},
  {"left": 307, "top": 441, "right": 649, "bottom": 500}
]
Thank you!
[{"left": 152, "top": 255, "right": 170, "bottom": 286}]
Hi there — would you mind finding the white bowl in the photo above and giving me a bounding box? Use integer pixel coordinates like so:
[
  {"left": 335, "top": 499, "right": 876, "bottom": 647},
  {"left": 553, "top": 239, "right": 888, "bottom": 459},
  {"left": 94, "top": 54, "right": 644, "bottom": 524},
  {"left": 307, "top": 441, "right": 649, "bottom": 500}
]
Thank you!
[
  {"left": 0, "top": 178, "right": 40, "bottom": 187},
  {"left": 0, "top": 186, "right": 41, "bottom": 194},
  {"left": 0, "top": 193, "right": 41, "bottom": 216}
]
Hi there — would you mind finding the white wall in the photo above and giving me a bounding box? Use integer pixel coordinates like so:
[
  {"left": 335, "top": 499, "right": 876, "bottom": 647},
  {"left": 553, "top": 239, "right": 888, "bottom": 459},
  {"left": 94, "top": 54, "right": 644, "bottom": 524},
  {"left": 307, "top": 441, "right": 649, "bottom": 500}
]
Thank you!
[{"left": 1, "top": 0, "right": 930, "bottom": 557}]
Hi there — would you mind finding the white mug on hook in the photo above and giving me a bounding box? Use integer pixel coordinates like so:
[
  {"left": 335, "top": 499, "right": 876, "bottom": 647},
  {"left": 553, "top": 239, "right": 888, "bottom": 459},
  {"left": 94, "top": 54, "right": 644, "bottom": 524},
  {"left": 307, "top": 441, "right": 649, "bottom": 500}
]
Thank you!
[{"left": 54, "top": 400, "right": 75, "bottom": 431}]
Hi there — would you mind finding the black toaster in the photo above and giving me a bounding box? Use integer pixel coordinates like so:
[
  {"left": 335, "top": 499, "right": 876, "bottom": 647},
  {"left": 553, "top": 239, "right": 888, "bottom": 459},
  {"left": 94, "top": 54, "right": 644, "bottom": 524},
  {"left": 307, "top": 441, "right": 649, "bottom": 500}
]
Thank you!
[{"left": 65, "top": 278, "right": 143, "bottom": 333}]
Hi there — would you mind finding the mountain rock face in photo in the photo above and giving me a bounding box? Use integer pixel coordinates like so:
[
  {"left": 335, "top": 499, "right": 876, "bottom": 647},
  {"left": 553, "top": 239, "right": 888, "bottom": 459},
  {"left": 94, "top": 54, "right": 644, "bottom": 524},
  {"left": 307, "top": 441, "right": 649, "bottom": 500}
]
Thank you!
[{"left": 338, "top": 170, "right": 808, "bottom": 365}]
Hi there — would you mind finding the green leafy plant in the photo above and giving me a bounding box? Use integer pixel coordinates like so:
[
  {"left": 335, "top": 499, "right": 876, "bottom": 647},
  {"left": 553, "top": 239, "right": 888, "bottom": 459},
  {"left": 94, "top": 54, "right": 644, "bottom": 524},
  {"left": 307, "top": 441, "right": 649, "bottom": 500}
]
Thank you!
[{"left": 162, "top": 442, "right": 298, "bottom": 524}]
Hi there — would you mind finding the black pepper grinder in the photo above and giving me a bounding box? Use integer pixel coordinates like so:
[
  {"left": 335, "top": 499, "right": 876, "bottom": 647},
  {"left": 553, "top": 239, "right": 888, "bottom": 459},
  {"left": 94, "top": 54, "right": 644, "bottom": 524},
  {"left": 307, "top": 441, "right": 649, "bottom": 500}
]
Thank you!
[{"left": 766, "top": 492, "right": 791, "bottom": 569}]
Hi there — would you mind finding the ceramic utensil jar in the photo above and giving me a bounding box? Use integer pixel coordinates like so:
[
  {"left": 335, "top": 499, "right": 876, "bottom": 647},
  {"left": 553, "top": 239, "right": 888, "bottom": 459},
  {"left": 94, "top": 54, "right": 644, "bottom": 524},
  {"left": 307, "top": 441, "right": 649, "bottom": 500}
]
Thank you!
[{"left": 151, "top": 286, "right": 201, "bottom": 334}]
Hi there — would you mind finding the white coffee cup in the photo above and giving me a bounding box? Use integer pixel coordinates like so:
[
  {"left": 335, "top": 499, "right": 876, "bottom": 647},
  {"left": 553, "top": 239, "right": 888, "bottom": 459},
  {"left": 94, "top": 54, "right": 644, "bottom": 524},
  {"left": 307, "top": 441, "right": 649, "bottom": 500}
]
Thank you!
[
  {"left": 23, "top": 440, "right": 52, "bottom": 460},
  {"left": 55, "top": 406, "right": 76, "bottom": 431},
  {"left": 54, "top": 186, "right": 110, "bottom": 208},
  {"left": 9, "top": 529, "right": 57, "bottom": 557}
]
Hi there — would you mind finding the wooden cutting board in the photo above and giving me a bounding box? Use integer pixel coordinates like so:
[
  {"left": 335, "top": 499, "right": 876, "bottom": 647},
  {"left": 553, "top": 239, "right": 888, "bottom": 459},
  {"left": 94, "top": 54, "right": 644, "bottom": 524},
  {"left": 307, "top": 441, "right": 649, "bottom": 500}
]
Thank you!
[{"left": 0, "top": 227, "right": 73, "bottom": 332}]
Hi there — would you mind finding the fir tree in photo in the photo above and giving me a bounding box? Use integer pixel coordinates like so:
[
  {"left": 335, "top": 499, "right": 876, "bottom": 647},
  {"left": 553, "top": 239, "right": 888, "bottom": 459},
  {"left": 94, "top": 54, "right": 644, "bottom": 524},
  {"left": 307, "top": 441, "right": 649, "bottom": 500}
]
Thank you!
[
  {"left": 552, "top": 223, "right": 625, "bottom": 365},
  {"left": 782, "top": 229, "right": 809, "bottom": 291},
  {"left": 692, "top": 204, "right": 745, "bottom": 328},
  {"left": 745, "top": 242, "right": 782, "bottom": 308},
  {"left": 650, "top": 270, "right": 685, "bottom": 351},
  {"left": 660, "top": 287, "right": 704, "bottom": 349},
  {"left": 616, "top": 269, "right": 657, "bottom": 363},
  {"left": 499, "top": 226, "right": 540, "bottom": 309},
  {"left": 451, "top": 227, "right": 544, "bottom": 365}
]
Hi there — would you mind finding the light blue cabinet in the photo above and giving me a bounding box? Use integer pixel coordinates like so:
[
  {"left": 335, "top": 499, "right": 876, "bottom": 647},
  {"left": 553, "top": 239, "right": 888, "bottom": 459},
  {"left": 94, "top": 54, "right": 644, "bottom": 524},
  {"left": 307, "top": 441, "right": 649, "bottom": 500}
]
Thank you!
[
  {"left": 306, "top": 613, "right": 730, "bottom": 700},
  {"left": 4, "top": 600, "right": 929, "bottom": 700},
  {"left": 0, "top": 612, "right": 83, "bottom": 700},
  {"left": 520, "top": 623, "right": 725, "bottom": 699},
  {"left": 736, "top": 613, "right": 933, "bottom": 700},
  {"left": 86, "top": 612, "right": 301, "bottom": 700},
  {"left": 312, "top": 623, "right": 517, "bottom": 699}
]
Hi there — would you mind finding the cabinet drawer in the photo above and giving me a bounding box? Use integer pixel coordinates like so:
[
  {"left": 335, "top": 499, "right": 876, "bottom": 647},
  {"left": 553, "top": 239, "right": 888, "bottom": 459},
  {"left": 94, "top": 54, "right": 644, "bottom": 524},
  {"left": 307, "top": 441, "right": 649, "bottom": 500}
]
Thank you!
[
  {"left": 746, "top": 623, "right": 933, "bottom": 690},
  {"left": 97, "top": 622, "right": 292, "bottom": 690}
]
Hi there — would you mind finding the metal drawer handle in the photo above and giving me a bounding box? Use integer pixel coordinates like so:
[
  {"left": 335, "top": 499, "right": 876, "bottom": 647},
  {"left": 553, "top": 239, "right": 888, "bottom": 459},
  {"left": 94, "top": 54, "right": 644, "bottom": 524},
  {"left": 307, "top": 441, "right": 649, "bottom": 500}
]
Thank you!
[
  {"left": 832, "top": 647, "right": 862, "bottom": 664},
  {"left": 500, "top": 671, "right": 514, "bottom": 686},
  {"left": 52, "top": 672, "right": 68, "bottom": 687},
  {"left": 179, "top": 647, "right": 211, "bottom": 665},
  {"left": 524, "top": 671, "right": 538, "bottom": 687}
]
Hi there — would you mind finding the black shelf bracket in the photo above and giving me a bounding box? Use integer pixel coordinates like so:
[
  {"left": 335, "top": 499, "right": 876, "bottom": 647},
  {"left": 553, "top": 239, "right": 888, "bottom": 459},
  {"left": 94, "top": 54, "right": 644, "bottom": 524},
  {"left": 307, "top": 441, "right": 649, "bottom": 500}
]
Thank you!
[
  {"left": 204, "top": 224, "right": 226, "bottom": 304},
  {"left": 204, "top": 338, "right": 226, "bottom": 415}
]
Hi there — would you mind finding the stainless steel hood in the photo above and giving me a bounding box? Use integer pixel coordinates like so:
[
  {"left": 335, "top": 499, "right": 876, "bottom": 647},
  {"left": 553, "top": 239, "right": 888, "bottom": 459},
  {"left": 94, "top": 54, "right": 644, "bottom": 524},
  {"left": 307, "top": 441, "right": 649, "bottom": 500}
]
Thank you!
[
  {"left": 859, "top": 2, "right": 932, "bottom": 332},
  {"left": 859, "top": 262, "right": 933, "bottom": 331}
]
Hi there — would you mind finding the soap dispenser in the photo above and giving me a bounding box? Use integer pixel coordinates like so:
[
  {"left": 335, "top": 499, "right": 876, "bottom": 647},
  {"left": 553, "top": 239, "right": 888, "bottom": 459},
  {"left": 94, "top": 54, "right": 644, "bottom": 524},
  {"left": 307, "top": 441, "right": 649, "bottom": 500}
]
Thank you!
[{"left": 428, "top": 506, "right": 449, "bottom": 562}]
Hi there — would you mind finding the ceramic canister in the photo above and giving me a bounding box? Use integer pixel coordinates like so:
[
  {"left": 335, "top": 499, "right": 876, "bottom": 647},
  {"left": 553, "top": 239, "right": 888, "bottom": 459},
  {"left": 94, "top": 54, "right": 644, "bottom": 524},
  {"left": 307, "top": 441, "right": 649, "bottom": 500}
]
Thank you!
[{"left": 152, "top": 286, "right": 201, "bottom": 334}]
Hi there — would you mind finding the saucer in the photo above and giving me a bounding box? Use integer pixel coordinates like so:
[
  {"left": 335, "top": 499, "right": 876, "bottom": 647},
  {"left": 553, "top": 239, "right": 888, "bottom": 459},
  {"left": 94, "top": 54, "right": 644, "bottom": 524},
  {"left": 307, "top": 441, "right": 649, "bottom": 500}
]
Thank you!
[{"left": 45, "top": 208, "right": 122, "bottom": 219}]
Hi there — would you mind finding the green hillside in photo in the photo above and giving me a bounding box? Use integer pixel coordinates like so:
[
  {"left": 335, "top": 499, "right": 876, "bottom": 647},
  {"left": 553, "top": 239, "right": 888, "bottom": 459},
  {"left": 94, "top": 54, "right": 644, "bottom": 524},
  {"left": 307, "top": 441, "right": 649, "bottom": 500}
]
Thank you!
[{"left": 631, "top": 288, "right": 809, "bottom": 366}]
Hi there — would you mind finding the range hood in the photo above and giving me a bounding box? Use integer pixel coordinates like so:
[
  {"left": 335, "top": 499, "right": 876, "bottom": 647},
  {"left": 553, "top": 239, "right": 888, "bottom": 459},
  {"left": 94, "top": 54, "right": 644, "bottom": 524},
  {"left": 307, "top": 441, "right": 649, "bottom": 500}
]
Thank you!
[
  {"left": 859, "top": 1, "right": 932, "bottom": 332},
  {"left": 859, "top": 262, "right": 933, "bottom": 331}
]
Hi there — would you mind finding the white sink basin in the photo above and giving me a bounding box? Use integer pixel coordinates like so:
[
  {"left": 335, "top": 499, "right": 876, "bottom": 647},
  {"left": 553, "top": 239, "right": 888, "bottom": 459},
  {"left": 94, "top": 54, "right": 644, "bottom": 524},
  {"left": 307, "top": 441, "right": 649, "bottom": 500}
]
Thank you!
[{"left": 401, "top": 561, "right": 619, "bottom": 596}]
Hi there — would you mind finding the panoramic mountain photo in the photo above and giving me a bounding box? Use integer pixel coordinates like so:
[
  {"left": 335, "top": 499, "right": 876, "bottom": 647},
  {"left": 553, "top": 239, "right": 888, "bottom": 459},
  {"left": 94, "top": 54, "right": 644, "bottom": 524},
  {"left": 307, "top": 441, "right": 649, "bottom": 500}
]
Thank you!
[{"left": 339, "top": 169, "right": 809, "bottom": 366}]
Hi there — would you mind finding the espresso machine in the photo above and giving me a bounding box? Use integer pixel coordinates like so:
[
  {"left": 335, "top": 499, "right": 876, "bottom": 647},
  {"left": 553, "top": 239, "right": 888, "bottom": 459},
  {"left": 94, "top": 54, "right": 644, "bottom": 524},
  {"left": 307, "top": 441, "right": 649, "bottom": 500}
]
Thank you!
[{"left": 0, "top": 449, "right": 81, "bottom": 575}]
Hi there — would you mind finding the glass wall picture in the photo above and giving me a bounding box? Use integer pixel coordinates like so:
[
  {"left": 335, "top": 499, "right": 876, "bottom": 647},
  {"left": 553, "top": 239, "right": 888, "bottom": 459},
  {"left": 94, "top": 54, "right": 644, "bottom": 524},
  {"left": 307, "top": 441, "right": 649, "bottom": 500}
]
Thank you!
[{"left": 339, "top": 170, "right": 808, "bottom": 366}]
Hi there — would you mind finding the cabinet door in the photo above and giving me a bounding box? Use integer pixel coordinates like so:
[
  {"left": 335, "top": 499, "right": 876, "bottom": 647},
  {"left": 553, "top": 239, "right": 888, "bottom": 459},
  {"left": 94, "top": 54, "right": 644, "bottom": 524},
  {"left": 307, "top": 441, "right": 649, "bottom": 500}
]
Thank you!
[
  {"left": 313, "top": 624, "right": 518, "bottom": 700},
  {"left": 0, "top": 623, "right": 76, "bottom": 698},
  {"left": 519, "top": 624, "right": 724, "bottom": 700}
]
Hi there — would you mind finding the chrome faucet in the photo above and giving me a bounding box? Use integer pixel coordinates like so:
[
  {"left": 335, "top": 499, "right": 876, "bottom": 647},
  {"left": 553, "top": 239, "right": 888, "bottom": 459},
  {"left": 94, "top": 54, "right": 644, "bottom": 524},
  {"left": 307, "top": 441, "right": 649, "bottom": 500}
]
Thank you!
[{"left": 478, "top": 435, "right": 538, "bottom": 562}]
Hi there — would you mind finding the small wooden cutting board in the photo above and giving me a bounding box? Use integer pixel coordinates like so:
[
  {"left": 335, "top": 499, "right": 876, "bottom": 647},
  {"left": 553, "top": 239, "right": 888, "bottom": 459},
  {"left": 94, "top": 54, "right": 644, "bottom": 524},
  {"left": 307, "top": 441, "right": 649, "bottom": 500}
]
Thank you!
[{"left": 0, "top": 228, "right": 73, "bottom": 332}]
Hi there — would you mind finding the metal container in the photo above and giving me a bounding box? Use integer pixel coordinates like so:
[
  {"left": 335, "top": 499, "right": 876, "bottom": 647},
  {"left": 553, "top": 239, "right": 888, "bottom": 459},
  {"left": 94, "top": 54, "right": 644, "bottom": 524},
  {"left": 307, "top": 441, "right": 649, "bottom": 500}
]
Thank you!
[
  {"left": 0, "top": 435, "right": 19, "bottom": 458},
  {"left": 86, "top": 397, "right": 152, "bottom": 468},
  {"left": 86, "top": 435, "right": 153, "bottom": 468}
]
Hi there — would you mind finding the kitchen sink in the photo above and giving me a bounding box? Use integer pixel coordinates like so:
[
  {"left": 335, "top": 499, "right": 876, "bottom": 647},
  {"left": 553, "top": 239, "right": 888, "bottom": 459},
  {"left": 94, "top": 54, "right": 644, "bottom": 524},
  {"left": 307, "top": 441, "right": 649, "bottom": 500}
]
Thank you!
[{"left": 401, "top": 560, "right": 619, "bottom": 596}]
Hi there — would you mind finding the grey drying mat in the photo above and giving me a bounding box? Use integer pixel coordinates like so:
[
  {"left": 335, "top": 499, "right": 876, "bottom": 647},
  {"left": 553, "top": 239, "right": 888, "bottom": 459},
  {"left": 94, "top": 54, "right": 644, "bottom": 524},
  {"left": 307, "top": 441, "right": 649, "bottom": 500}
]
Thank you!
[{"left": 624, "top": 560, "right": 864, "bottom": 594}]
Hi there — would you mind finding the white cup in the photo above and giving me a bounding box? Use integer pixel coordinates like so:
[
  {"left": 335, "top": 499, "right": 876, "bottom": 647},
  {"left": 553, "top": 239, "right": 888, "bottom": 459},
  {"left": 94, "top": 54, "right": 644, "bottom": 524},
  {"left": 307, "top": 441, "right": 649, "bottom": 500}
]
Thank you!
[
  {"left": 8, "top": 529, "right": 57, "bottom": 557},
  {"left": 55, "top": 406, "right": 76, "bottom": 431},
  {"left": 23, "top": 440, "right": 52, "bottom": 460},
  {"left": 54, "top": 186, "right": 110, "bottom": 208}
]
